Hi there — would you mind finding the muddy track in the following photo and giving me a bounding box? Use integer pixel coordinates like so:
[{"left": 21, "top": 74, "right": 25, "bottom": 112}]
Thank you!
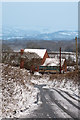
[
  {"left": 27, "top": 84, "right": 79, "bottom": 119},
  {"left": 34, "top": 84, "right": 57, "bottom": 118},
  {"left": 52, "top": 88, "right": 80, "bottom": 110},
  {"left": 44, "top": 89, "right": 78, "bottom": 119},
  {"left": 59, "top": 89, "right": 80, "bottom": 102}
]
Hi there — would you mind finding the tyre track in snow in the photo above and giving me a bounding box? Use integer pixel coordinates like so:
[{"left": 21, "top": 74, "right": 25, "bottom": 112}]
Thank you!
[
  {"left": 52, "top": 88, "right": 80, "bottom": 110},
  {"left": 45, "top": 88, "right": 78, "bottom": 119},
  {"left": 73, "top": 93, "right": 80, "bottom": 99},
  {"left": 33, "top": 84, "right": 57, "bottom": 118},
  {"left": 27, "top": 84, "right": 79, "bottom": 118},
  {"left": 59, "top": 89, "right": 80, "bottom": 102},
  {"left": 33, "top": 84, "right": 71, "bottom": 118},
  {"left": 43, "top": 90, "right": 72, "bottom": 118}
]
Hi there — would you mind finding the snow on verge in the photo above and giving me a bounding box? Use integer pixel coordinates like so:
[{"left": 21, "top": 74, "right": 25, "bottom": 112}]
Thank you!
[
  {"left": 31, "top": 73, "right": 79, "bottom": 97},
  {"left": 1, "top": 63, "right": 39, "bottom": 118}
]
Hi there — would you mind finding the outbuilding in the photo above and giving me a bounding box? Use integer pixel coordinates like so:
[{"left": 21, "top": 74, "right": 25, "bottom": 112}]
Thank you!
[
  {"left": 39, "top": 58, "right": 67, "bottom": 73},
  {"left": 20, "top": 49, "right": 49, "bottom": 69},
  {"left": 20, "top": 49, "right": 67, "bottom": 73}
]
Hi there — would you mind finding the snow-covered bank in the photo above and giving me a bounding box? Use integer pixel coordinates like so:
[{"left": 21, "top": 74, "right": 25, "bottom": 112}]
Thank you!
[
  {"left": 0, "top": 64, "right": 39, "bottom": 118},
  {"left": 31, "top": 71, "right": 79, "bottom": 97}
]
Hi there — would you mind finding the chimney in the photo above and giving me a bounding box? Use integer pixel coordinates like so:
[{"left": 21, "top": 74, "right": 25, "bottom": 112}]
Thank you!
[{"left": 20, "top": 49, "right": 24, "bottom": 55}]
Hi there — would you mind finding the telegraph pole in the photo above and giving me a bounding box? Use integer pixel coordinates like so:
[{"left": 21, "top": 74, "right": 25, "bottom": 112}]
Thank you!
[
  {"left": 20, "top": 49, "right": 24, "bottom": 69},
  {"left": 75, "top": 37, "right": 78, "bottom": 70},
  {"left": 59, "top": 47, "right": 61, "bottom": 74}
]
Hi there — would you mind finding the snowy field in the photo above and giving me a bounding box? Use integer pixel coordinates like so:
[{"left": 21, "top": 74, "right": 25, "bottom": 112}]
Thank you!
[{"left": 0, "top": 63, "right": 80, "bottom": 119}]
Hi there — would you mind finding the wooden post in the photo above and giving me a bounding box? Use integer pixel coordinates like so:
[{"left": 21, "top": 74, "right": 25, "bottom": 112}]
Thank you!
[
  {"left": 37, "top": 66, "right": 39, "bottom": 72},
  {"left": 64, "top": 59, "right": 67, "bottom": 72},
  {"left": 20, "top": 49, "right": 24, "bottom": 69},
  {"left": 59, "top": 47, "right": 61, "bottom": 74},
  {"left": 75, "top": 37, "right": 78, "bottom": 70}
]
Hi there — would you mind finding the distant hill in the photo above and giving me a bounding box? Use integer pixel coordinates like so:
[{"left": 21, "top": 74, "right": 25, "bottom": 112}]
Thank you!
[
  {"left": 1, "top": 27, "right": 78, "bottom": 52},
  {"left": 1, "top": 27, "right": 78, "bottom": 41}
]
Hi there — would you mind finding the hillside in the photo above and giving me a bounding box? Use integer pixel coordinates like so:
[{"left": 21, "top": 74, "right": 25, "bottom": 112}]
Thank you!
[
  {"left": 1, "top": 27, "right": 78, "bottom": 41},
  {"left": 2, "top": 39, "right": 76, "bottom": 52}
]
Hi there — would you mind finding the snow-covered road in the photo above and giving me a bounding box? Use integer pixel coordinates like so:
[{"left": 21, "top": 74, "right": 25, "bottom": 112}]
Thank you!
[{"left": 21, "top": 84, "right": 80, "bottom": 119}]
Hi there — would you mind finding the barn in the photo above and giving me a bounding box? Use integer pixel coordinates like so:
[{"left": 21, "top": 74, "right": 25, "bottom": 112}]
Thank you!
[
  {"left": 20, "top": 49, "right": 67, "bottom": 73},
  {"left": 20, "top": 49, "right": 49, "bottom": 69},
  {"left": 39, "top": 58, "right": 67, "bottom": 73}
]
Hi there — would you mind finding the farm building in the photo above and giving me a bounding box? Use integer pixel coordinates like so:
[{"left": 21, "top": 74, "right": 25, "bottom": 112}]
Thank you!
[
  {"left": 39, "top": 58, "right": 67, "bottom": 73},
  {"left": 20, "top": 49, "right": 49, "bottom": 69},
  {"left": 20, "top": 49, "right": 67, "bottom": 73}
]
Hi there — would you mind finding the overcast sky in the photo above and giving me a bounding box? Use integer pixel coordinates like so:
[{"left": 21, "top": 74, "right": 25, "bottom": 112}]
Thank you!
[{"left": 2, "top": 2, "right": 78, "bottom": 32}]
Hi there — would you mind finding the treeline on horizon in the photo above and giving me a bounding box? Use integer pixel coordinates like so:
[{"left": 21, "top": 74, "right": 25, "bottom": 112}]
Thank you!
[{"left": 2, "top": 38, "right": 79, "bottom": 52}]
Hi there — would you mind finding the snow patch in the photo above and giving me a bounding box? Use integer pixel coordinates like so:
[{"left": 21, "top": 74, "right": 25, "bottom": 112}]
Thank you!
[{"left": 34, "top": 72, "right": 42, "bottom": 76}]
